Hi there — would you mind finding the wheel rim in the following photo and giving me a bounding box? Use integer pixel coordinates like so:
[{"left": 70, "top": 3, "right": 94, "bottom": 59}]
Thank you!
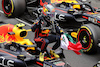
[
  {"left": 78, "top": 29, "right": 91, "bottom": 50},
  {"left": 2, "top": 0, "right": 12, "bottom": 15}
]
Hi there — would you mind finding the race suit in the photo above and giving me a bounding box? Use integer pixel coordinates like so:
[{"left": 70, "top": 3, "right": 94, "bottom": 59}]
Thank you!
[{"left": 31, "top": 17, "right": 63, "bottom": 53}]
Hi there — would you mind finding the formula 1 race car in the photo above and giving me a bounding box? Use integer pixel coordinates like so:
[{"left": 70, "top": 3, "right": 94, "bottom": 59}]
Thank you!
[
  {"left": 0, "top": 21, "right": 70, "bottom": 67},
  {"left": 53, "top": 1, "right": 100, "bottom": 54},
  {"left": 50, "top": 0, "right": 100, "bottom": 54},
  {"left": 2, "top": 0, "right": 100, "bottom": 54},
  {"left": 2, "top": 0, "right": 93, "bottom": 54}
]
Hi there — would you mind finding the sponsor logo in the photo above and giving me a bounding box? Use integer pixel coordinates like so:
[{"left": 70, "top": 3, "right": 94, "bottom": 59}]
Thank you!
[
  {"left": 0, "top": 56, "right": 14, "bottom": 67},
  {"left": 55, "top": 12, "right": 65, "bottom": 21},
  {"left": 88, "top": 17, "right": 97, "bottom": 23}
]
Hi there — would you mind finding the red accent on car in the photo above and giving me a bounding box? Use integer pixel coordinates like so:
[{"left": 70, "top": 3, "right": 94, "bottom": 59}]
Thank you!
[
  {"left": 82, "top": 16, "right": 88, "bottom": 19},
  {"left": 97, "top": 21, "right": 100, "bottom": 23},
  {"left": 40, "top": 0, "right": 48, "bottom": 6},
  {"left": 0, "top": 49, "right": 17, "bottom": 58},
  {"left": 36, "top": 62, "right": 43, "bottom": 66}
]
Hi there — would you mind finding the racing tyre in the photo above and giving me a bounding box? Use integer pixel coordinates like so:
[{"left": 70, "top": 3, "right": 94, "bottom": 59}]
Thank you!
[
  {"left": 2, "top": 0, "right": 26, "bottom": 17},
  {"left": 77, "top": 24, "right": 100, "bottom": 54}
]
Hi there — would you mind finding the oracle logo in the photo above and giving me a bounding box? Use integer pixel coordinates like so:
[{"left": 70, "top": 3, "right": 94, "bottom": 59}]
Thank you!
[{"left": 0, "top": 56, "right": 14, "bottom": 67}]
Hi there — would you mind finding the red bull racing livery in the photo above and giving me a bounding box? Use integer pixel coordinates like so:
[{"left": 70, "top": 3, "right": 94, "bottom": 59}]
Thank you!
[
  {"left": 0, "top": 22, "right": 70, "bottom": 67},
  {"left": 2, "top": 0, "right": 100, "bottom": 54}
]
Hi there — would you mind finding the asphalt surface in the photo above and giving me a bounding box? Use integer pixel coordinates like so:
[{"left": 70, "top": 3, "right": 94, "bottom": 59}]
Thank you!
[{"left": 0, "top": 0, "right": 100, "bottom": 67}]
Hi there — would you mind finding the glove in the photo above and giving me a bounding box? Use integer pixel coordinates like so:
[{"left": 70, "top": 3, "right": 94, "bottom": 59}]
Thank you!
[{"left": 60, "top": 30, "right": 64, "bottom": 34}]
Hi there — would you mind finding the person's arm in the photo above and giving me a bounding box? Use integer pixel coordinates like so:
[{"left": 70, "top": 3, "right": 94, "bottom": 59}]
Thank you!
[
  {"left": 31, "top": 22, "right": 40, "bottom": 32},
  {"left": 54, "top": 21, "right": 64, "bottom": 35},
  {"left": 55, "top": 25, "right": 64, "bottom": 35}
]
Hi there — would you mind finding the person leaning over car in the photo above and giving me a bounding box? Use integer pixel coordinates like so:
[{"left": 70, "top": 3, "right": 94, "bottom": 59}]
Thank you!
[{"left": 31, "top": 4, "right": 64, "bottom": 62}]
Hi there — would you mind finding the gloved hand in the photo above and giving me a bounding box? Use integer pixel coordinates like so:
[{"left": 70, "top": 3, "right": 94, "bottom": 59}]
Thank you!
[{"left": 60, "top": 30, "right": 64, "bottom": 34}]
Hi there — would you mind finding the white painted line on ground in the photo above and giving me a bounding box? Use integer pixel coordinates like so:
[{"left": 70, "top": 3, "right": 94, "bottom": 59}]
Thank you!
[
  {"left": 0, "top": 10, "right": 32, "bottom": 26},
  {"left": 15, "top": 18, "right": 32, "bottom": 26}
]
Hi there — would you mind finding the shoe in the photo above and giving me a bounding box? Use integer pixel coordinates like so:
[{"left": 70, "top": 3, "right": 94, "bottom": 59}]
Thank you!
[
  {"left": 39, "top": 52, "right": 45, "bottom": 62},
  {"left": 50, "top": 50, "right": 59, "bottom": 59}
]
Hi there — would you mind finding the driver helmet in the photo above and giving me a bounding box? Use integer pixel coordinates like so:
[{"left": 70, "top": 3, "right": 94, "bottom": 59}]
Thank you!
[{"left": 42, "top": 4, "right": 55, "bottom": 22}]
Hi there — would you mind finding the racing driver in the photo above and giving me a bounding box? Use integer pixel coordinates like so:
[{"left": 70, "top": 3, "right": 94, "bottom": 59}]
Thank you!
[{"left": 31, "top": 4, "right": 64, "bottom": 62}]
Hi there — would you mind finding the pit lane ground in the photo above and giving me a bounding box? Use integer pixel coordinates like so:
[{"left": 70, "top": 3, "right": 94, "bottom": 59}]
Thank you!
[{"left": 0, "top": 0, "right": 100, "bottom": 67}]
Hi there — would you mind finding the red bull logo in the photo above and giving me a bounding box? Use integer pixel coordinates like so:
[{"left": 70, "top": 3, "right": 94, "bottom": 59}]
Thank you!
[
  {"left": 0, "top": 24, "right": 17, "bottom": 43},
  {"left": 0, "top": 23, "right": 35, "bottom": 51}
]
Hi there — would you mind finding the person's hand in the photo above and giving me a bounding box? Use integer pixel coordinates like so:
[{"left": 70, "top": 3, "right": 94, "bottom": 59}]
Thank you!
[{"left": 60, "top": 30, "right": 64, "bottom": 34}]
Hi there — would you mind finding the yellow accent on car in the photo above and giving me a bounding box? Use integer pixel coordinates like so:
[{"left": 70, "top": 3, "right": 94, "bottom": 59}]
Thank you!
[
  {"left": 15, "top": 23, "right": 25, "bottom": 27},
  {"left": 7, "top": 0, "right": 14, "bottom": 17},
  {"left": 73, "top": 5, "right": 80, "bottom": 9},
  {"left": 8, "top": 13, "right": 12, "bottom": 17},
  {"left": 71, "top": 32, "right": 77, "bottom": 38},
  {"left": 51, "top": 0, "right": 81, "bottom": 9},
  {"left": 81, "top": 26, "right": 92, "bottom": 35},
  {"left": 69, "top": 9, "right": 74, "bottom": 11},
  {"left": 86, "top": 43, "right": 92, "bottom": 52},
  {"left": 26, "top": 47, "right": 35, "bottom": 51},
  {"left": 12, "top": 25, "right": 35, "bottom": 51},
  {"left": 65, "top": 0, "right": 80, "bottom": 9},
  {"left": 11, "top": 0, "right": 14, "bottom": 13},
  {"left": 26, "top": 29, "right": 31, "bottom": 31},
  {"left": 16, "top": 39, "right": 35, "bottom": 51},
  {"left": 13, "top": 27, "right": 27, "bottom": 39},
  {"left": 19, "top": 55, "right": 24, "bottom": 57}
]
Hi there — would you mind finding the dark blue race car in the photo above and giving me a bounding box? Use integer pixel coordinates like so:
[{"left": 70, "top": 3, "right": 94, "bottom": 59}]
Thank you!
[
  {"left": 53, "top": 1, "right": 100, "bottom": 54},
  {"left": 2, "top": 0, "right": 100, "bottom": 54}
]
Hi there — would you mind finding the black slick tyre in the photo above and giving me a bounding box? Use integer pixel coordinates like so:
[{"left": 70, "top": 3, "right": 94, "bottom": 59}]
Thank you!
[
  {"left": 77, "top": 24, "right": 100, "bottom": 54},
  {"left": 2, "top": 0, "right": 26, "bottom": 17}
]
